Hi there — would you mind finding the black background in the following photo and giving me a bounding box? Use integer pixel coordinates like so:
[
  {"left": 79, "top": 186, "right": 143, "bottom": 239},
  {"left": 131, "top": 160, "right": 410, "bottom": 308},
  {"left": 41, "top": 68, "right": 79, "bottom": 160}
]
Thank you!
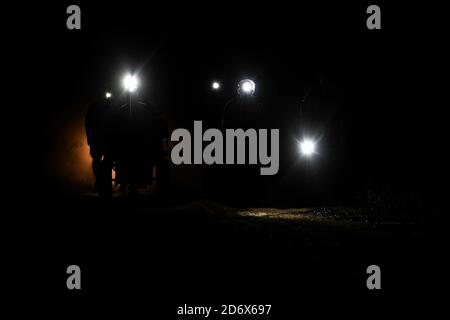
[
  {"left": 4, "top": 1, "right": 449, "bottom": 317},
  {"left": 10, "top": 1, "right": 448, "bottom": 203}
]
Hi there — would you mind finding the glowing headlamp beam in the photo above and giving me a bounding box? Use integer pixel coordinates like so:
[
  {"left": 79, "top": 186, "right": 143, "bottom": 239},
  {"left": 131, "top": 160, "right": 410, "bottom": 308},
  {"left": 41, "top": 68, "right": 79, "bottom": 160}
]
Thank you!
[
  {"left": 299, "top": 139, "right": 317, "bottom": 156},
  {"left": 238, "top": 79, "right": 256, "bottom": 96},
  {"left": 212, "top": 81, "right": 221, "bottom": 90},
  {"left": 123, "top": 74, "right": 139, "bottom": 92}
]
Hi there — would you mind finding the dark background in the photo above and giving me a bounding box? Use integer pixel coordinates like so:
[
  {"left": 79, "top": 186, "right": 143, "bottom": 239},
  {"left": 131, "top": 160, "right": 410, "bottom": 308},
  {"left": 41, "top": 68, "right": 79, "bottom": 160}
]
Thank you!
[
  {"left": 11, "top": 1, "right": 447, "bottom": 209},
  {"left": 4, "top": 1, "right": 449, "bottom": 316}
]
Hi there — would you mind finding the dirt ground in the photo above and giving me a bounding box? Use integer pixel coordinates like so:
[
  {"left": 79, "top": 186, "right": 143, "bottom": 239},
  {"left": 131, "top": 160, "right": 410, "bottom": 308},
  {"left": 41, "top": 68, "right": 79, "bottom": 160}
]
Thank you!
[{"left": 13, "top": 196, "right": 448, "bottom": 317}]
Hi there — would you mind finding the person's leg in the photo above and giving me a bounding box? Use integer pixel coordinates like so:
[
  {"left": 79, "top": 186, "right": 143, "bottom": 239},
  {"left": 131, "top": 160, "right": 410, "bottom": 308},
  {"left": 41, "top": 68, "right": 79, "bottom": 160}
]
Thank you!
[
  {"left": 98, "top": 158, "right": 112, "bottom": 198},
  {"left": 91, "top": 149, "right": 103, "bottom": 190}
]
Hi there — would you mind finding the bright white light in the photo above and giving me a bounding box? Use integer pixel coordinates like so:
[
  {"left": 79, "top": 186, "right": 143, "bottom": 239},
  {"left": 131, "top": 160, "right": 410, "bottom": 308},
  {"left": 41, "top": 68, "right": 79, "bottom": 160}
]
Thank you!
[
  {"left": 212, "top": 81, "right": 221, "bottom": 90},
  {"left": 122, "top": 74, "right": 139, "bottom": 92},
  {"left": 299, "top": 139, "right": 316, "bottom": 156},
  {"left": 105, "top": 92, "right": 112, "bottom": 99},
  {"left": 238, "top": 79, "right": 256, "bottom": 96}
]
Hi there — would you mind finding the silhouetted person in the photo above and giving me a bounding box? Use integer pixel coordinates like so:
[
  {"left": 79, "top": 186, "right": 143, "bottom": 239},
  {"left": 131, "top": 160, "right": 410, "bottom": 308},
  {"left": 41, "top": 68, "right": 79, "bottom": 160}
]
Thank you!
[
  {"left": 222, "top": 95, "right": 265, "bottom": 130},
  {"left": 85, "top": 98, "right": 112, "bottom": 196},
  {"left": 221, "top": 95, "right": 266, "bottom": 206},
  {"left": 100, "top": 94, "right": 170, "bottom": 195}
]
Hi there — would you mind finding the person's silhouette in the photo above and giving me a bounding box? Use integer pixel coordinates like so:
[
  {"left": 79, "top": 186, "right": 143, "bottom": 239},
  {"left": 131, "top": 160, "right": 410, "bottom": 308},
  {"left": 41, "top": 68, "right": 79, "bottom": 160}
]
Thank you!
[{"left": 85, "top": 98, "right": 112, "bottom": 196}]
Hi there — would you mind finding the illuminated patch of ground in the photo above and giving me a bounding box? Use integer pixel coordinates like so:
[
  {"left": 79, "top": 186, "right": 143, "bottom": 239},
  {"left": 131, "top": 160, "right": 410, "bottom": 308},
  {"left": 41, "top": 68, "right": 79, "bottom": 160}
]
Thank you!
[
  {"left": 237, "top": 207, "right": 369, "bottom": 224},
  {"left": 238, "top": 208, "right": 315, "bottom": 220}
]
